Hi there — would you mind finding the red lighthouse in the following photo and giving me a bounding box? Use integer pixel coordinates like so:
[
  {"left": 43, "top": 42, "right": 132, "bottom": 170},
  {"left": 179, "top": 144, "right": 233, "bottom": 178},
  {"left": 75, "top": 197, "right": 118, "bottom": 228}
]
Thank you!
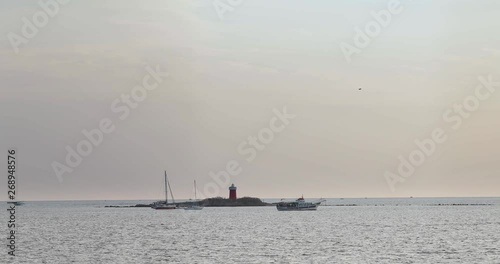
[{"left": 229, "top": 184, "right": 237, "bottom": 200}]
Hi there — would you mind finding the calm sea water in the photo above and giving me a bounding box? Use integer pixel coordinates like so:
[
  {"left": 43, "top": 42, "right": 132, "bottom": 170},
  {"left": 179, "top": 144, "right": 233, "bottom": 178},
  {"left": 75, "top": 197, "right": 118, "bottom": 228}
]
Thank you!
[{"left": 2, "top": 197, "right": 500, "bottom": 263}]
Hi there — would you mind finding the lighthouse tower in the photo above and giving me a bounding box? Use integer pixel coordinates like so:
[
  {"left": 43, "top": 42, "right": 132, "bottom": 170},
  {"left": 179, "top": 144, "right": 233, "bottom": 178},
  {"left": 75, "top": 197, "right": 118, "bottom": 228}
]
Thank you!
[{"left": 229, "top": 184, "right": 237, "bottom": 200}]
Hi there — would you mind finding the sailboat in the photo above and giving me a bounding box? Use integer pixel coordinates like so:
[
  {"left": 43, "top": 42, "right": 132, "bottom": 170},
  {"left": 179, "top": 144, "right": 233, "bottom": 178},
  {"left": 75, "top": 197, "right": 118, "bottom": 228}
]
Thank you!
[
  {"left": 152, "top": 171, "right": 177, "bottom": 210},
  {"left": 184, "top": 180, "right": 203, "bottom": 210}
]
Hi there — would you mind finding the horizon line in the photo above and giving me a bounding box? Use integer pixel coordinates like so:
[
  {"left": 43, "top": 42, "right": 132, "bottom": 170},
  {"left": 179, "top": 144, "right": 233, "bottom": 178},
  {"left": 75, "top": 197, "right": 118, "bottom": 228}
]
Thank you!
[{"left": 4, "top": 196, "right": 500, "bottom": 203}]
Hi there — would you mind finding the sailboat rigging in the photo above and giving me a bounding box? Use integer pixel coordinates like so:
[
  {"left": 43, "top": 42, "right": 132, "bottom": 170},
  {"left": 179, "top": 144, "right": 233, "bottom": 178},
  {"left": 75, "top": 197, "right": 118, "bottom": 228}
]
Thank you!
[
  {"left": 152, "top": 171, "right": 177, "bottom": 210},
  {"left": 184, "top": 180, "right": 203, "bottom": 210}
]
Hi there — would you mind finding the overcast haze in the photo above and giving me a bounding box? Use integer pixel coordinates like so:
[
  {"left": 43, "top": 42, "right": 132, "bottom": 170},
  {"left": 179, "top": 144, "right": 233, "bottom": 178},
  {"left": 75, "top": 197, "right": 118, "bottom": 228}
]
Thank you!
[{"left": 1, "top": 0, "right": 500, "bottom": 201}]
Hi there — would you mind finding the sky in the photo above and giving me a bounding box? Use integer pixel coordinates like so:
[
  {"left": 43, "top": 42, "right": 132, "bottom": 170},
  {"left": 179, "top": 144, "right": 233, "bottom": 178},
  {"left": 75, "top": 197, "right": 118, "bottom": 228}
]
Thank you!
[{"left": 1, "top": 0, "right": 500, "bottom": 201}]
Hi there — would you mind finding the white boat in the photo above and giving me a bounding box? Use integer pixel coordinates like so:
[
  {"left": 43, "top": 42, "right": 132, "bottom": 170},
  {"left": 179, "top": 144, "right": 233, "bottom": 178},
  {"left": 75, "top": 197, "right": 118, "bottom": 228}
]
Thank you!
[
  {"left": 152, "top": 171, "right": 177, "bottom": 210},
  {"left": 276, "top": 196, "right": 324, "bottom": 211},
  {"left": 184, "top": 205, "right": 203, "bottom": 210},
  {"left": 184, "top": 180, "right": 203, "bottom": 210}
]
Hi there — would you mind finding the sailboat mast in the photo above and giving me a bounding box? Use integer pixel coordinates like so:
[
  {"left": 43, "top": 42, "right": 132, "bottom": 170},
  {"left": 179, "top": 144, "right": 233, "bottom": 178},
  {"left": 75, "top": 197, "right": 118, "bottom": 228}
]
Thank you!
[
  {"left": 164, "top": 171, "right": 168, "bottom": 203},
  {"left": 194, "top": 180, "right": 197, "bottom": 200}
]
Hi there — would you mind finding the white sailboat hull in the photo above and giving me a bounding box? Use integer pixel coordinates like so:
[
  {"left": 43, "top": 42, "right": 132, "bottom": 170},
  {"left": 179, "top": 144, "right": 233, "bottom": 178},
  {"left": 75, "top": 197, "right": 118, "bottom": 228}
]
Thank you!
[{"left": 184, "top": 206, "right": 203, "bottom": 210}]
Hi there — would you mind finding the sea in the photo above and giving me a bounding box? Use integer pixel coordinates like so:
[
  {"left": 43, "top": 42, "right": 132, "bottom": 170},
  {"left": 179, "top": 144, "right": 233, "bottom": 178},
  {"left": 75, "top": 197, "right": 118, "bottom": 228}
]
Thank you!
[{"left": 2, "top": 197, "right": 500, "bottom": 264}]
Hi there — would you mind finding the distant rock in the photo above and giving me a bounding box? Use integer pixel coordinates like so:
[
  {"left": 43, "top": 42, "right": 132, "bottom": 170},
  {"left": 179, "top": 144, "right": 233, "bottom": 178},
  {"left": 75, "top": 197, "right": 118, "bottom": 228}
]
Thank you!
[
  {"left": 105, "top": 204, "right": 152, "bottom": 208},
  {"left": 200, "top": 197, "right": 271, "bottom": 207},
  {"left": 105, "top": 197, "right": 272, "bottom": 208}
]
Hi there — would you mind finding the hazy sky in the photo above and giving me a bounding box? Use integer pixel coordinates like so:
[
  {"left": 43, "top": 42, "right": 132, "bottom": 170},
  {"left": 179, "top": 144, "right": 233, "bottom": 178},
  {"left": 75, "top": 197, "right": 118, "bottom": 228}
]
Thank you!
[{"left": 1, "top": 0, "right": 500, "bottom": 201}]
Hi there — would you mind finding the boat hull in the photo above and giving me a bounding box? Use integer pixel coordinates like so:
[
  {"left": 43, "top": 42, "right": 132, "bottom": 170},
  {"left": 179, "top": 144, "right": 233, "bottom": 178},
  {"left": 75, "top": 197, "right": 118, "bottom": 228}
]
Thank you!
[
  {"left": 153, "top": 206, "right": 177, "bottom": 210},
  {"left": 276, "top": 204, "right": 318, "bottom": 211},
  {"left": 184, "top": 206, "right": 204, "bottom": 210},
  {"left": 152, "top": 203, "right": 177, "bottom": 210},
  {"left": 276, "top": 197, "right": 322, "bottom": 211}
]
